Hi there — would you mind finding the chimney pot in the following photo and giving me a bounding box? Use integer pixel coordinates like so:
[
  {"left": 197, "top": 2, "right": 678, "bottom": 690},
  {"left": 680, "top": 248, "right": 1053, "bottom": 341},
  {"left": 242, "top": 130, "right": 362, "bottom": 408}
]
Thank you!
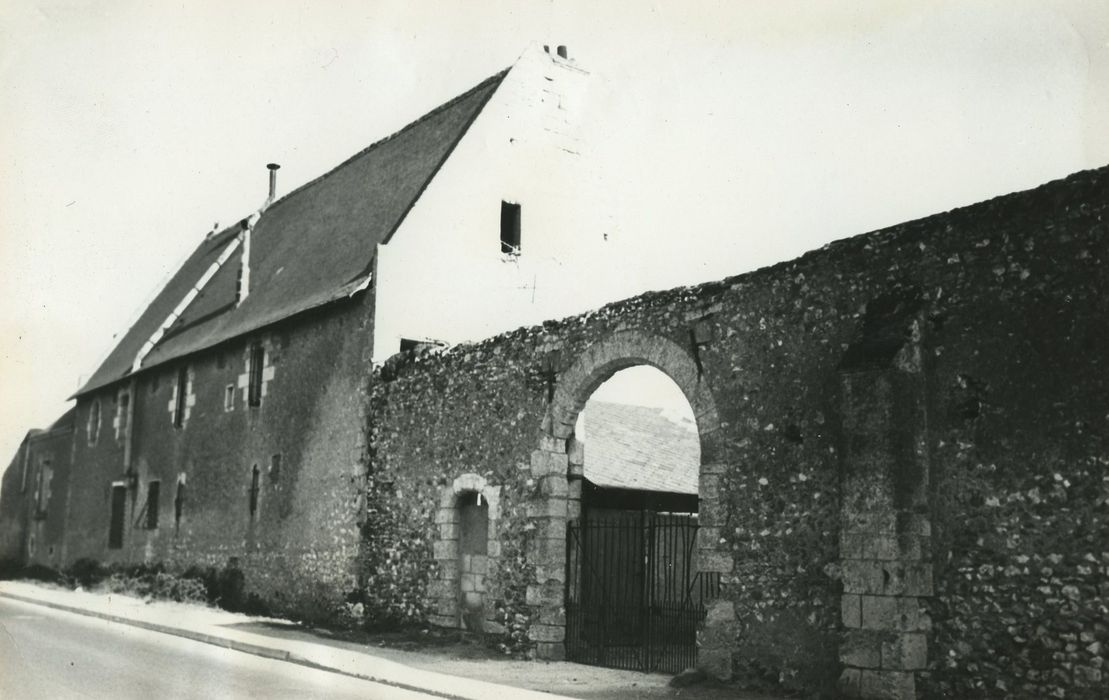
[
  {"left": 556, "top": 45, "right": 568, "bottom": 59},
  {"left": 267, "top": 163, "right": 280, "bottom": 201}
]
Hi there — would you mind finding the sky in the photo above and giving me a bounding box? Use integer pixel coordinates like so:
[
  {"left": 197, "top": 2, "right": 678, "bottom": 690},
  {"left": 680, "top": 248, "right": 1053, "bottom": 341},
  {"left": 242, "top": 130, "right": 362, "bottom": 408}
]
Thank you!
[{"left": 1, "top": 0, "right": 1107, "bottom": 469}]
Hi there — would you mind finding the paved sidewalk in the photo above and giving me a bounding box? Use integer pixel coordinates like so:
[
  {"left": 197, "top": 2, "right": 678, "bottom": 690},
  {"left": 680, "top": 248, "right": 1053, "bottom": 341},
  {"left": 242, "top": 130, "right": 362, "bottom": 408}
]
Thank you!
[
  {"left": 0, "top": 580, "right": 569, "bottom": 700},
  {"left": 0, "top": 581, "right": 768, "bottom": 700}
]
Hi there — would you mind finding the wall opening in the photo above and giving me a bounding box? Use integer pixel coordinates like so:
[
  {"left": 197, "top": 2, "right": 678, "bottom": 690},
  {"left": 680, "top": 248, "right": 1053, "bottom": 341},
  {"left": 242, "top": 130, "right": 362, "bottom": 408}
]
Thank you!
[
  {"left": 174, "top": 479, "right": 186, "bottom": 533},
  {"left": 458, "top": 490, "right": 490, "bottom": 631},
  {"left": 116, "top": 389, "right": 131, "bottom": 440},
  {"left": 500, "top": 201, "right": 521, "bottom": 255},
  {"left": 145, "top": 481, "right": 160, "bottom": 530},
  {"left": 564, "top": 365, "right": 712, "bottom": 672},
  {"left": 526, "top": 330, "right": 729, "bottom": 671},
  {"left": 248, "top": 343, "right": 265, "bottom": 407},
  {"left": 87, "top": 400, "right": 101, "bottom": 445},
  {"left": 430, "top": 474, "right": 501, "bottom": 632},
  {"left": 173, "top": 366, "right": 188, "bottom": 428},
  {"left": 108, "top": 484, "right": 127, "bottom": 549}
]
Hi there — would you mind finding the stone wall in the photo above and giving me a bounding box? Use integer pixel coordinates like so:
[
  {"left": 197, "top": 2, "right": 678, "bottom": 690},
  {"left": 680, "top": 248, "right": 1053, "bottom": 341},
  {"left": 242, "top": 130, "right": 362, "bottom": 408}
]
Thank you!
[{"left": 363, "top": 166, "right": 1107, "bottom": 698}]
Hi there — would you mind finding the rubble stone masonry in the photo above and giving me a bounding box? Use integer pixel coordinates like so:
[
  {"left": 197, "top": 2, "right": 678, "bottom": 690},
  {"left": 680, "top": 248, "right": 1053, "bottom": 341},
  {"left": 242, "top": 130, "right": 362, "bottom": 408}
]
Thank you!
[{"left": 365, "top": 166, "right": 1107, "bottom": 698}]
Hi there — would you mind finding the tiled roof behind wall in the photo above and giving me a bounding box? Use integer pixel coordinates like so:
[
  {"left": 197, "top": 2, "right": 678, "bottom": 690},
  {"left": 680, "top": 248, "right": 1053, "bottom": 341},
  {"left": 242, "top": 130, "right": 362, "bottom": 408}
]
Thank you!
[{"left": 582, "top": 401, "right": 700, "bottom": 495}]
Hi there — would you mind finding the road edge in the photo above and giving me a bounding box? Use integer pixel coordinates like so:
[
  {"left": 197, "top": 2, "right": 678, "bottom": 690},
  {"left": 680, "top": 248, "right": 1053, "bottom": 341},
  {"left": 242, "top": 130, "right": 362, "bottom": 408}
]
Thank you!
[{"left": 0, "top": 590, "right": 474, "bottom": 700}]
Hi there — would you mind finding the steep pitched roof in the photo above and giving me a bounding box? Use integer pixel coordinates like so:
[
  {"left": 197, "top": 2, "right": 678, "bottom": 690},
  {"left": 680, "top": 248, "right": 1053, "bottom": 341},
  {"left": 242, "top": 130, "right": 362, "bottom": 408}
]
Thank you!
[
  {"left": 582, "top": 401, "right": 699, "bottom": 494},
  {"left": 75, "top": 70, "right": 508, "bottom": 397}
]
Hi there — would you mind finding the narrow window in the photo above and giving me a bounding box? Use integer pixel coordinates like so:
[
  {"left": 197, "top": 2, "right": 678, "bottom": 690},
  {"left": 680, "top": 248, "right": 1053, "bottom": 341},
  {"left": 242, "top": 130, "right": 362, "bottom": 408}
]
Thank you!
[
  {"left": 32, "top": 467, "right": 43, "bottom": 512},
  {"left": 173, "top": 366, "right": 188, "bottom": 428},
  {"left": 224, "top": 384, "right": 236, "bottom": 412},
  {"left": 249, "top": 465, "right": 261, "bottom": 518},
  {"left": 146, "top": 481, "right": 160, "bottom": 530},
  {"left": 116, "top": 390, "right": 131, "bottom": 441},
  {"left": 87, "top": 400, "right": 102, "bottom": 445},
  {"left": 35, "top": 459, "right": 53, "bottom": 518},
  {"left": 269, "top": 453, "right": 282, "bottom": 481},
  {"left": 108, "top": 485, "right": 127, "bottom": 549},
  {"left": 500, "top": 201, "right": 521, "bottom": 255},
  {"left": 248, "top": 343, "right": 264, "bottom": 407},
  {"left": 174, "top": 481, "right": 186, "bottom": 533}
]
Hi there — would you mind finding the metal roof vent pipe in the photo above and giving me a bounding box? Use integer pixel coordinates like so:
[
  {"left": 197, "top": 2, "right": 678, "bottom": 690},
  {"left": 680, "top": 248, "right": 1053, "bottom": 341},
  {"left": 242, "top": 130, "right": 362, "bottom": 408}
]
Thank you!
[
  {"left": 266, "top": 163, "right": 281, "bottom": 205},
  {"left": 556, "top": 45, "right": 568, "bottom": 59}
]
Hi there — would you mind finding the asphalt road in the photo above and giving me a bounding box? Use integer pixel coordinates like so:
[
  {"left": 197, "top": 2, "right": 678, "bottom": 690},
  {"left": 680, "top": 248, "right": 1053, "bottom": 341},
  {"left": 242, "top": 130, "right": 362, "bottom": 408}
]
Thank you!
[{"left": 0, "top": 597, "right": 436, "bottom": 699}]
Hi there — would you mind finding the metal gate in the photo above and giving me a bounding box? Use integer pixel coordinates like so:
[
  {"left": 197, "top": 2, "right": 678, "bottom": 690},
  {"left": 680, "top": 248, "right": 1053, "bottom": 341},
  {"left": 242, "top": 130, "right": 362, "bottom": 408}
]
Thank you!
[{"left": 565, "top": 510, "right": 721, "bottom": 673}]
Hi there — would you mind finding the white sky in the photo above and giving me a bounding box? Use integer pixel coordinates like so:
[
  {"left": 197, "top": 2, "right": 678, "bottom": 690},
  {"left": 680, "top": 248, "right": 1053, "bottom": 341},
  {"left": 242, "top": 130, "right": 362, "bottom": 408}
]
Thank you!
[{"left": 2, "top": 0, "right": 1107, "bottom": 469}]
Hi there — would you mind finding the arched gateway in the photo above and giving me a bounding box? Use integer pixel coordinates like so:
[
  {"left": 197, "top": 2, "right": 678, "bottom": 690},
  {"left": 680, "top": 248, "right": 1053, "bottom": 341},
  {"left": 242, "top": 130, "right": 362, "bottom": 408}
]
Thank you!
[{"left": 525, "top": 330, "right": 736, "bottom": 677}]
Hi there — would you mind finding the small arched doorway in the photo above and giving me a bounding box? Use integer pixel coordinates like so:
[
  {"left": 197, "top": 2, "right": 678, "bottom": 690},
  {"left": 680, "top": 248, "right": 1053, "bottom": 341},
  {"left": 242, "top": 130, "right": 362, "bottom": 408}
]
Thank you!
[{"left": 458, "top": 490, "right": 490, "bottom": 631}]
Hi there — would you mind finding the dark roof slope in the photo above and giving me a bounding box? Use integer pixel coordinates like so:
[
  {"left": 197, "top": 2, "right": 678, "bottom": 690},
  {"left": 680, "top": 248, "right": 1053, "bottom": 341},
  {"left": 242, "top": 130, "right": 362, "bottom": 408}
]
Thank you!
[
  {"left": 582, "top": 401, "right": 699, "bottom": 494},
  {"left": 75, "top": 70, "right": 508, "bottom": 397}
]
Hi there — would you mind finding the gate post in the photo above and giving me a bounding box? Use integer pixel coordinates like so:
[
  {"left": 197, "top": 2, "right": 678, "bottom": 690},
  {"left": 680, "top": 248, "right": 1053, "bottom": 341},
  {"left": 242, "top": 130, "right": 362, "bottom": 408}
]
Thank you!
[
  {"left": 696, "top": 451, "right": 735, "bottom": 680},
  {"left": 837, "top": 296, "right": 932, "bottom": 700},
  {"left": 527, "top": 445, "right": 569, "bottom": 659}
]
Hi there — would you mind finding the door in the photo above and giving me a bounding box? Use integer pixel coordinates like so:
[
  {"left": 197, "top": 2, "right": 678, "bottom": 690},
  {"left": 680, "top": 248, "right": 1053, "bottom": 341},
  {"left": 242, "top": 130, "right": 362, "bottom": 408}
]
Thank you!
[{"left": 108, "top": 485, "right": 126, "bottom": 549}]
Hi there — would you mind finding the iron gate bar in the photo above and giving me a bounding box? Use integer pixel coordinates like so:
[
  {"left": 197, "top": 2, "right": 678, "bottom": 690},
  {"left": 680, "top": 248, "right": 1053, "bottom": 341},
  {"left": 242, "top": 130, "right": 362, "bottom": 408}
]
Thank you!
[{"left": 566, "top": 510, "right": 721, "bottom": 674}]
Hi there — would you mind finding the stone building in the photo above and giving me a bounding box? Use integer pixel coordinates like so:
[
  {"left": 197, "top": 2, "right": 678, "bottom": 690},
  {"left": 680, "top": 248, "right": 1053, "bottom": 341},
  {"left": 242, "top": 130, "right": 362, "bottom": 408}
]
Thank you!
[{"left": 1, "top": 45, "right": 607, "bottom": 605}]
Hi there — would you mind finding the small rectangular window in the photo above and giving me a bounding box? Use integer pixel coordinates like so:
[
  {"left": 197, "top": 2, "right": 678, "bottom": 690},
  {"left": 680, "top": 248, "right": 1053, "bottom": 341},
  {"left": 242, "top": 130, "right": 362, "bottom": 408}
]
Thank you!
[
  {"left": 88, "top": 400, "right": 102, "bottom": 445},
  {"left": 146, "top": 481, "right": 160, "bottom": 529},
  {"left": 248, "top": 343, "right": 264, "bottom": 407},
  {"left": 224, "top": 385, "right": 236, "bottom": 412},
  {"left": 269, "top": 453, "right": 282, "bottom": 481},
  {"left": 37, "top": 460, "right": 52, "bottom": 514},
  {"left": 173, "top": 366, "right": 188, "bottom": 427},
  {"left": 500, "top": 201, "right": 521, "bottom": 254},
  {"left": 32, "top": 467, "right": 43, "bottom": 510},
  {"left": 116, "top": 390, "right": 130, "bottom": 441}
]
